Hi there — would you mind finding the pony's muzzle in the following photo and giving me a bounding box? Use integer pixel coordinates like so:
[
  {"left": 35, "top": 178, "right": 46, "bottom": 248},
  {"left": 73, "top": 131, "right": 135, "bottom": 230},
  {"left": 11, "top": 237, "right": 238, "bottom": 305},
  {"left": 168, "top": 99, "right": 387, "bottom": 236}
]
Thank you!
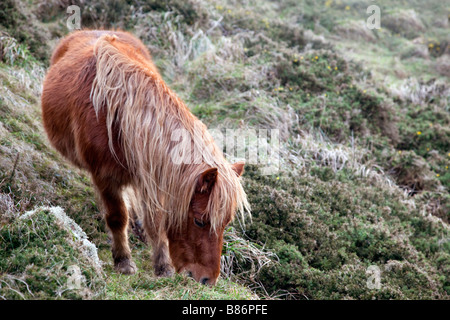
[
  {"left": 184, "top": 268, "right": 217, "bottom": 285},
  {"left": 199, "top": 276, "right": 217, "bottom": 286}
]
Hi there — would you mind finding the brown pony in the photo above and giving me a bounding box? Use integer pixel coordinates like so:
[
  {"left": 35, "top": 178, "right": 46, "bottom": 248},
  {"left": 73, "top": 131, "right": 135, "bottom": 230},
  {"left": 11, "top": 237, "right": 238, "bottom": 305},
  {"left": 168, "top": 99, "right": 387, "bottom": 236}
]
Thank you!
[{"left": 41, "top": 30, "right": 250, "bottom": 285}]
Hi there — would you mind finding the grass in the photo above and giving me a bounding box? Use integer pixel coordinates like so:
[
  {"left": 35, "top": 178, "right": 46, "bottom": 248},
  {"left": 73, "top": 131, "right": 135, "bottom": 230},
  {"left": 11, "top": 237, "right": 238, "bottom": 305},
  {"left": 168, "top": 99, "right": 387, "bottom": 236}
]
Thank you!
[
  {"left": 99, "top": 229, "right": 262, "bottom": 300},
  {"left": 102, "top": 255, "right": 257, "bottom": 300}
]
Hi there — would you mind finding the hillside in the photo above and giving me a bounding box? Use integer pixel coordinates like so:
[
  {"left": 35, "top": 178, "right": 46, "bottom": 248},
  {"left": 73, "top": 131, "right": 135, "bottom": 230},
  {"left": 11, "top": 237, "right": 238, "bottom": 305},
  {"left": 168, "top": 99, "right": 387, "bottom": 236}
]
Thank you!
[{"left": 0, "top": 0, "right": 449, "bottom": 300}]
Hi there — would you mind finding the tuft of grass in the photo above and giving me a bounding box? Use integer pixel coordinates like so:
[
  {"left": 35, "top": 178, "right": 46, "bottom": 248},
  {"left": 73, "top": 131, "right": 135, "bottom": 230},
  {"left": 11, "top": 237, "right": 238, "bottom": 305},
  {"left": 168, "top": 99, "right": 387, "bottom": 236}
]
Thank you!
[{"left": 99, "top": 246, "right": 258, "bottom": 300}]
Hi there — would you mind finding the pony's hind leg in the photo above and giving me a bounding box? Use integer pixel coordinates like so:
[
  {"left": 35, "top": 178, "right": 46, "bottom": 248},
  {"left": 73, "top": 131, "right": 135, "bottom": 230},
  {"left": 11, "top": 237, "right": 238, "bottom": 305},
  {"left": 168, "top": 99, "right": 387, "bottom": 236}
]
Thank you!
[{"left": 95, "top": 179, "right": 136, "bottom": 275}]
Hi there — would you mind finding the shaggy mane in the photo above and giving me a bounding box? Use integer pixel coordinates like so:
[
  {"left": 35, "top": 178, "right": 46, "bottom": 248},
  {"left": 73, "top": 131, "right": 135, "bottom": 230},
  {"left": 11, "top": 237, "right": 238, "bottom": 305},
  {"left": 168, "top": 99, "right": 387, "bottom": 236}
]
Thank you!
[{"left": 90, "top": 34, "right": 250, "bottom": 234}]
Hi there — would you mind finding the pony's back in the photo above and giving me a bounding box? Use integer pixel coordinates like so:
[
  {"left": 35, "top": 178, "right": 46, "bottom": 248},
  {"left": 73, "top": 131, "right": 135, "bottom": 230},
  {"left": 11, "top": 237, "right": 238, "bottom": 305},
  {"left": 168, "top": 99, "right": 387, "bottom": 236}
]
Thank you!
[
  {"left": 42, "top": 30, "right": 154, "bottom": 176},
  {"left": 49, "top": 30, "right": 152, "bottom": 66}
]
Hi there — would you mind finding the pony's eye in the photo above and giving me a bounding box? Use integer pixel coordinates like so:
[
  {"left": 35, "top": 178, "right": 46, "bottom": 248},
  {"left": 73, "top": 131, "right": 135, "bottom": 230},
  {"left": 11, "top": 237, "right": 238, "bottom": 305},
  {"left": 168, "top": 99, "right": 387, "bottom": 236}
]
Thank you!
[{"left": 194, "top": 217, "right": 206, "bottom": 228}]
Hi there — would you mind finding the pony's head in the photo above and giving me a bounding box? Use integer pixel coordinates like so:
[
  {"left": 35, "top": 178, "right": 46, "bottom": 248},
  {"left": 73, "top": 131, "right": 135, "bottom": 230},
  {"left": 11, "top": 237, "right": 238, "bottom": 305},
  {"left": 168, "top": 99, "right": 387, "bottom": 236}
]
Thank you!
[{"left": 167, "top": 162, "right": 245, "bottom": 285}]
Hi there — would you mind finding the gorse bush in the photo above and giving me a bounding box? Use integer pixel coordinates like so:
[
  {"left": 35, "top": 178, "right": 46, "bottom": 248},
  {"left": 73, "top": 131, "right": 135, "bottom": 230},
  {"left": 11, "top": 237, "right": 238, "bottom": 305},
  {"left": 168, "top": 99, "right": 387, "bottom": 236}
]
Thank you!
[{"left": 242, "top": 164, "right": 449, "bottom": 299}]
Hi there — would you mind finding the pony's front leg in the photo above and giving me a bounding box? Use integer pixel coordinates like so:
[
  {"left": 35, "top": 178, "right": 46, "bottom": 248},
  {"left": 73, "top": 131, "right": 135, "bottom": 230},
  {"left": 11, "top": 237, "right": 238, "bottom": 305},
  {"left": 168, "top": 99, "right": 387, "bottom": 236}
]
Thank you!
[
  {"left": 96, "top": 180, "right": 136, "bottom": 275},
  {"left": 143, "top": 213, "right": 174, "bottom": 277}
]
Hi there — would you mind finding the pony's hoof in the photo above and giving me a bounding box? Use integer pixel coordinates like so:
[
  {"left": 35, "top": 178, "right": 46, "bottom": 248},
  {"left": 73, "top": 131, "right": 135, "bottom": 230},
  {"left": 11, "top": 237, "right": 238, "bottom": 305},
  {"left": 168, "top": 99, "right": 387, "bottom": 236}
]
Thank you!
[
  {"left": 115, "top": 259, "right": 137, "bottom": 275},
  {"left": 154, "top": 264, "right": 174, "bottom": 277}
]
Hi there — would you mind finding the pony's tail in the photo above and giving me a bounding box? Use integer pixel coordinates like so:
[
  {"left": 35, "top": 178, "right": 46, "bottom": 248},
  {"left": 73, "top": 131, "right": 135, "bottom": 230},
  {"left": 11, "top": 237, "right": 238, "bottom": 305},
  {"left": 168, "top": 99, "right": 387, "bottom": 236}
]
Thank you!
[
  {"left": 122, "top": 186, "right": 148, "bottom": 243},
  {"left": 90, "top": 34, "right": 128, "bottom": 166}
]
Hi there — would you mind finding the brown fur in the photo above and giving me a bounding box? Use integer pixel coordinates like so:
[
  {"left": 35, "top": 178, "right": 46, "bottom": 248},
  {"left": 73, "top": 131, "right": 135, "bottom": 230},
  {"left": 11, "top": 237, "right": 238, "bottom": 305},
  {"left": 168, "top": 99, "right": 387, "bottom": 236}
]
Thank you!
[{"left": 41, "top": 30, "right": 249, "bottom": 284}]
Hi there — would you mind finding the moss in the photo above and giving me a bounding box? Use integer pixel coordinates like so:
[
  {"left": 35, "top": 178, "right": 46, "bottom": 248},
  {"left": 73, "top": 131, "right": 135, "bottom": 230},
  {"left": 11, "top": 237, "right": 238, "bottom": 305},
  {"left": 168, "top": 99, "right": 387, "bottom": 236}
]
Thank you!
[{"left": 0, "top": 210, "right": 105, "bottom": 299}]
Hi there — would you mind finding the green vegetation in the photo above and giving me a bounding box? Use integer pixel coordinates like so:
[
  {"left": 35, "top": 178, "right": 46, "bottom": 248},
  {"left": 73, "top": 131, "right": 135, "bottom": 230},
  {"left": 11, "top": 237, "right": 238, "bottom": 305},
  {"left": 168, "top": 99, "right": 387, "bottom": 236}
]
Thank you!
[
  {"left": 0, "top": 0, "right": 449, "bottom": 299},
  {"left": 0, "top": 208, "right": 105, "bottom": 299}
]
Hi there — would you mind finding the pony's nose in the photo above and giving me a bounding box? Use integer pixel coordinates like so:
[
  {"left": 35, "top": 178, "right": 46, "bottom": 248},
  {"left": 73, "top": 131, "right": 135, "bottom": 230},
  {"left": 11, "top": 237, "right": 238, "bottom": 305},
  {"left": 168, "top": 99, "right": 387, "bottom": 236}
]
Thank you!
[{"left": 200, "top": 277, "right": 210, "bottom": 285}]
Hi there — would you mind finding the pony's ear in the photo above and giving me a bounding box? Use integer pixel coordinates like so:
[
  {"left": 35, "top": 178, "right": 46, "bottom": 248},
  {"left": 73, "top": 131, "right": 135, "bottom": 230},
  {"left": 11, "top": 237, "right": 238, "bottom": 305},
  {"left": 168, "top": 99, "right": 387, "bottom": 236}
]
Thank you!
[
  {"left": 196, "top": 168, "right": 218, "bottom": 193},
  {"left": 232, "top": 161, "right": 245, "bottom": 177}
]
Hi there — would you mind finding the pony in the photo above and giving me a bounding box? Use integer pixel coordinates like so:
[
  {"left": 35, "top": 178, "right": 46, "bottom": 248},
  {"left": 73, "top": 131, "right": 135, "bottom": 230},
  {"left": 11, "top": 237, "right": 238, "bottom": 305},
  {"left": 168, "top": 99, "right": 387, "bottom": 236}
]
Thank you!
[{"left": 41, "top": 30, "right": 250, "bottom": 285}]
